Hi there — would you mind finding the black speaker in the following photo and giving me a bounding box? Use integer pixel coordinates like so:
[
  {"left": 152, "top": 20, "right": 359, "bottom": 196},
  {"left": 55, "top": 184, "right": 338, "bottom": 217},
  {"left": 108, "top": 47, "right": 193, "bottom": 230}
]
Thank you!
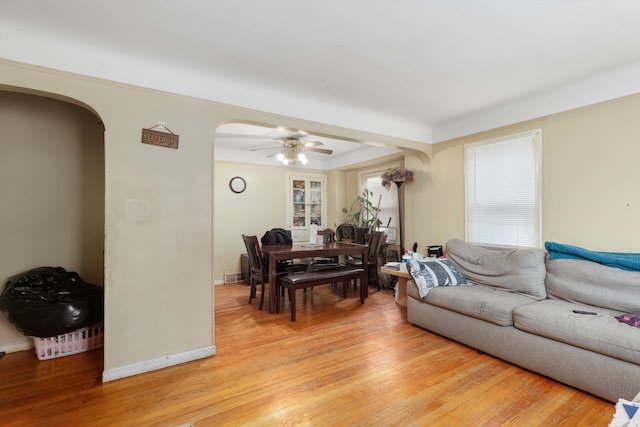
[{"left": 428, "top": 245, "right": 443, "bottom": 258}]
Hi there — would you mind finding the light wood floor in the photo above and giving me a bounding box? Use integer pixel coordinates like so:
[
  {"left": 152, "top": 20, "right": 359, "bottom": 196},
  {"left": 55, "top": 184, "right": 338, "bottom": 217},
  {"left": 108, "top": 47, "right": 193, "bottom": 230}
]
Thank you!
[{"left": 0, "top": 283, "right": 614, "bottom": 426}]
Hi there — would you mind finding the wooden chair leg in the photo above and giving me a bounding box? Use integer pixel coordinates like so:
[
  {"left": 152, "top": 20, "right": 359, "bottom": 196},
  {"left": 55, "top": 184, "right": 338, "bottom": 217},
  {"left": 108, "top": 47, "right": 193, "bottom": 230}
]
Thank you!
[
  {"left": 258, "top": 280, "right": 265, "bottom": 310},
  {"left": 290, "top": 287, "right": 296, "bottom": 321},
  {"left": 282, "top": 287, "right": 293, "bottom": 301},
  {"left": 249, "top": 279, "right": 257, "bottom": 304},
  {"left": 342, "top": 280, "right": 348, "bottom": 298}
]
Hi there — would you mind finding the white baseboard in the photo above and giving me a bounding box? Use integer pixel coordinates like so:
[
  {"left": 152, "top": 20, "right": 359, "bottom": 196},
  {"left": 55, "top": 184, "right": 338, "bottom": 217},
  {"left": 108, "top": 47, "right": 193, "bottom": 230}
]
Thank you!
[
  {"left": 0, "top": 337, "right": 34, "bottom": 354},
  {"left": 102, "top": 345, "right": 216, "bottom": 382}
]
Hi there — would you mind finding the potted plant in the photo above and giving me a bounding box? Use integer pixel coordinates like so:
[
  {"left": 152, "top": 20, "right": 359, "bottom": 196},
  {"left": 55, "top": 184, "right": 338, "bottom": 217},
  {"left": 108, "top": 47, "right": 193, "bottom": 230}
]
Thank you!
[
  {"left": 339, "top": 188, "right": 382, "bottom": 244},
  {"left": 380, "top": 167, "right": 414, "bottom": 189}
]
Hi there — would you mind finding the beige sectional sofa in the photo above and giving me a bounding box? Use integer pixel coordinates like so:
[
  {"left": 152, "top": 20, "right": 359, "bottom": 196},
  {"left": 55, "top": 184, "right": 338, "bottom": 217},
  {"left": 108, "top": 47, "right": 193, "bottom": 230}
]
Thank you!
[{"left": 406, "top": 239, "right": 640, "bottom": 402}]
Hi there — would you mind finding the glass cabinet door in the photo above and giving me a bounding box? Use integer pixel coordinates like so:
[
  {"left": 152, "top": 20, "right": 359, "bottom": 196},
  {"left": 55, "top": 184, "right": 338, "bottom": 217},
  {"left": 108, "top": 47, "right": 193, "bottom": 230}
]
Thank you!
[
  {"left": 308, "top": 179, "right": 323, "bottom": 226},
  {"left": 292, "top": 179, "right": 306, "bottom": 227},
  {"left": 288, "top": 174, "right": 327, "bottom": 241}
]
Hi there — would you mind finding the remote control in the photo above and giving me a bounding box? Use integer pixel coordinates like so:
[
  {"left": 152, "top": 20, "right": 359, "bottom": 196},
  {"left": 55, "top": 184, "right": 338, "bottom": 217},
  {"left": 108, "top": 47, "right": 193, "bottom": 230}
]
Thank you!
[{"left": 573, "top": 310, "right": 597, "bottom": 315}]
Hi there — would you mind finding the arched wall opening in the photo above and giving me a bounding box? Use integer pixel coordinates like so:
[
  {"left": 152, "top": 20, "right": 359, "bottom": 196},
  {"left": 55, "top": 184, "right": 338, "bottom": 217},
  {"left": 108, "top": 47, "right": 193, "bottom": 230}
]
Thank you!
[{"left": 0, "top": 90, "right": 105, "bottom": 356}]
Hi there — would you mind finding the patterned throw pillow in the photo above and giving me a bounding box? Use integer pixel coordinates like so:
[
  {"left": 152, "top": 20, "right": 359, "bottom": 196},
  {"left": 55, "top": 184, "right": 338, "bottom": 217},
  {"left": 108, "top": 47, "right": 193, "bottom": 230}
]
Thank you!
[
  {"left": 407, "top": 258, "right": 468, "bottom": 300},
  {"left": 616, "top": 313, "right": 640, "bottom": 328}
]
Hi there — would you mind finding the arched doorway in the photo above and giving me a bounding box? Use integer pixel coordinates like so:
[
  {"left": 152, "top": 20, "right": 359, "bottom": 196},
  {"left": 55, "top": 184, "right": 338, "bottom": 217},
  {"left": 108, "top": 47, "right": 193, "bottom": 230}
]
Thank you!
[{"left": 0, "top": 90, "right": 105, "bottom": 358}]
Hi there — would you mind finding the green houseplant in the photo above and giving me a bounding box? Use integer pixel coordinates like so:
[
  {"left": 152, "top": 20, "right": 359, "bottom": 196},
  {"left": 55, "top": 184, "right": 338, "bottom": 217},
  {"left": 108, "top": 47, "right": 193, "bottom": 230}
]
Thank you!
[{"left": 340, "top": 188, "right": 382, "bottom": 243}]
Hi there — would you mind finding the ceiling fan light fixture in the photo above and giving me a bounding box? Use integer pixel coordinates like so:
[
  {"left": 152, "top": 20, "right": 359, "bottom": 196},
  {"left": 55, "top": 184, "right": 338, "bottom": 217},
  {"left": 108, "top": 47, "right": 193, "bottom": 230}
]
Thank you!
[
  {"left": 275, "top": 145, "right": 310, "bottom": 166},
  {"left": 253, "top": 134, "right": 332, "bottom": 166}
]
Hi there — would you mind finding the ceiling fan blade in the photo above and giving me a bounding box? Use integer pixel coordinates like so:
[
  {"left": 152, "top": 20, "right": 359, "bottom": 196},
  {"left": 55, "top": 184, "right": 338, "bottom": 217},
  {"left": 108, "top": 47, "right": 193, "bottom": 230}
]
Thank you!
[
  {"left": 250, "top": 145, "right": 284, "bottom": 151},
  {"left": 302, "top": 140, "right": 324, "bottom": 148},
  {"left": 307, "top": 147, "right": 333, "bottom": 155}
]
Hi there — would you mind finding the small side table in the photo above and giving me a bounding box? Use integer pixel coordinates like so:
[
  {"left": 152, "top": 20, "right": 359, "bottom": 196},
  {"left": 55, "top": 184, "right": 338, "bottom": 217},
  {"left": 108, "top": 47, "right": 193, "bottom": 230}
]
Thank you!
[{"left": 380, "top": 263, "right": 411, "bottom": 306}]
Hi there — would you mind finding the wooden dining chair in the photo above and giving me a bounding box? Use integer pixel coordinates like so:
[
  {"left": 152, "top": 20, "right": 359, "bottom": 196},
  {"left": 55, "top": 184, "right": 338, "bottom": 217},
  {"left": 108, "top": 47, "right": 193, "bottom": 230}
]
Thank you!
[
  {"left": 311, "top": 228, "right": 341, "bottom": 271},
  {"left": 242, "top": 234, "right": 272, "bottom": 310},
  {"left": 347, "top": 230, "right": 384, "bottom": 290},
  {"left": 242, "top": 234, "right": 308, "bottom": 309},
  {"left": 260, "top": 228, "right": 307, "bottom": 274},
  {"left": 318, "top": 228, "right": 335, "bottom": 244}
]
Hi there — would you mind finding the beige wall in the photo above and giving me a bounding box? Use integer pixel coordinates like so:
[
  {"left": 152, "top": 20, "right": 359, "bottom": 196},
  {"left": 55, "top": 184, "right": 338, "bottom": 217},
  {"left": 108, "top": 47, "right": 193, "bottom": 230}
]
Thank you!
[
  {"left": 0, "top": 63, "right": 219, "bottom": 374},
  {"left": 408, "top": 93, "right": 640, "bottom": 254},
  {"left": 0, "top": 91, "right": 105, "bottom": 347},
  {"left": 213, "top": 161, "right": 326, "bottom": 281},
  {"left": 0, "top": 59, "right": 421, "bottom": 379}
]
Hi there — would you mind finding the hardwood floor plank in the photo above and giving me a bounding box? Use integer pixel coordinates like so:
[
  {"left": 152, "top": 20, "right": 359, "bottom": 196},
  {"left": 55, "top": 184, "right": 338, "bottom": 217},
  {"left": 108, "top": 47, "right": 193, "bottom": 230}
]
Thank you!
[{"left": 0, "top": 283, "right": 615, "bottom": 426}]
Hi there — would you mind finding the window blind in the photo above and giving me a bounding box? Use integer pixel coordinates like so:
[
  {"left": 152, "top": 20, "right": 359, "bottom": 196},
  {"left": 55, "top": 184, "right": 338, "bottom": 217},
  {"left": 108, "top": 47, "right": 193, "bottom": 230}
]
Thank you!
[{"left": 464, "top": 130, "right": 541, "bottom": 247}]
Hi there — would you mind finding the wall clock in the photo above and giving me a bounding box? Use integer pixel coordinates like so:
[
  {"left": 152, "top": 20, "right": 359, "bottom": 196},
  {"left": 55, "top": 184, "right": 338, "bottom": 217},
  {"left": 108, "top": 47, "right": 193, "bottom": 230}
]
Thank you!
[{"left": 229, "top": 176, "right": 246, "bottom": 193}]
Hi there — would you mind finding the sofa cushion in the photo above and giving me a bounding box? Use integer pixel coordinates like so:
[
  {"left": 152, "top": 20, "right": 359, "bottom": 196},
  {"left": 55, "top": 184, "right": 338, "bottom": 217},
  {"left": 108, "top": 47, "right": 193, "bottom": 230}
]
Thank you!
[
  {"left": 406, "top": 258, "right": 467, "bottom": 299},
  {"left": 545, "top": 257, "right": 640, "bottom": 313},
  {"left": 445, "top": 239, "right": 547, "bottom": 300},
  {"left": 419, "top": 284, "right": 538, "bottom": 327},
  {"left": 514, "top": 299, "right": 640, "bottom": 365}
]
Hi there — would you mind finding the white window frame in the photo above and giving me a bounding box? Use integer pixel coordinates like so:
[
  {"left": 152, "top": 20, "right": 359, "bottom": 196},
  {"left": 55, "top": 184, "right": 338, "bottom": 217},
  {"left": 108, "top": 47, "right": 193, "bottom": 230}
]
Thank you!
[
  {"left": 464, "top": 129, "right": 542, "bottom": 247},
  {"left": 358, "top": 164, "right": 400, "bottom": 242}
]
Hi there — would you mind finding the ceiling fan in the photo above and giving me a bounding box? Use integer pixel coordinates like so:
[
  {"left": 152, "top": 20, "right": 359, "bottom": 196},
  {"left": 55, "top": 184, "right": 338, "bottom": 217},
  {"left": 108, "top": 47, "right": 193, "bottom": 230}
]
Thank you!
[{"left": 250, "top": 136, "right": 333, "bottom": 165}]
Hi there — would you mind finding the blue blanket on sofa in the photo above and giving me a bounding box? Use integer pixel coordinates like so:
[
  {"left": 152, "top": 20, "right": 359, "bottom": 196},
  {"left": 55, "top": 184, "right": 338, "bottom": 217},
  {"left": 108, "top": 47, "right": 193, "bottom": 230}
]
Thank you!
[{"left": 545, "top": 241, "right": 640, "bottom": 272}]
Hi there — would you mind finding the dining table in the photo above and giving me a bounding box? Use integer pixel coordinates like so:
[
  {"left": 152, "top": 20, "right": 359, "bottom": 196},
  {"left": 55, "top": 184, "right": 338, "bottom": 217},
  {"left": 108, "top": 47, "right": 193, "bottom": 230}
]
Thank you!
[{"left": 260, "top": 241, "right": 369, "bottom": 314}]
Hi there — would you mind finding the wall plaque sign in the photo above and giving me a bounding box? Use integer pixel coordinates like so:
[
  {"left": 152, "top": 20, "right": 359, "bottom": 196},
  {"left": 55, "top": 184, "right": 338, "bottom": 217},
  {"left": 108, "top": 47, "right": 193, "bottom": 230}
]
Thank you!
[{"left": 141, "top": 123, "right": 179, "bottom": 149}]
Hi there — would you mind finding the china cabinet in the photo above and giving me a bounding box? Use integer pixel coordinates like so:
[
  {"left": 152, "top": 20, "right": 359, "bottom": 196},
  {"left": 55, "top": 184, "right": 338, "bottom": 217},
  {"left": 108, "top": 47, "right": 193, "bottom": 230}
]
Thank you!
[{"left": 287, "top": 173, "right": 327, "bottom": 242}]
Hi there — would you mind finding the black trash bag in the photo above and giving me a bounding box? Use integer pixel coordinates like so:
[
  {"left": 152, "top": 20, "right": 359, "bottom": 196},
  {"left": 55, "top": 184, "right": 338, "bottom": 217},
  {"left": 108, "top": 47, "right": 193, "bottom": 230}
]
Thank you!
[
  {"left": 260, "top": 228, "right": 293, "bottom": 246},
  {"left": 0, "top": 266, "right": 104, "bottom": 338}
]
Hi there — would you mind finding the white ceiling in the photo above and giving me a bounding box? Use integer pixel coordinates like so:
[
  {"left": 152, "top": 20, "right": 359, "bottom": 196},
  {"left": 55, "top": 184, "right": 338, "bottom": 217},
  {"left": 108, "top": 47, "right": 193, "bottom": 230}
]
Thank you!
[
  {"left": 214, "top": 123, "right": 402, "bottom": 170},
  {"left": 2, "top": 0, "right": 640, "bottom": 168}
]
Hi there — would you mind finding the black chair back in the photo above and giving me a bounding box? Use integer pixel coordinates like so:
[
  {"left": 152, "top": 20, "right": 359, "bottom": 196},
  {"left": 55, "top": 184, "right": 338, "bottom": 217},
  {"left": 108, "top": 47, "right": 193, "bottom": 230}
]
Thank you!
[
  {"left": 242, "top": 234, "right": 264, "bottom": 277},
  {"left": 242, "top": 234, "right": 270, "bottom": 309}
]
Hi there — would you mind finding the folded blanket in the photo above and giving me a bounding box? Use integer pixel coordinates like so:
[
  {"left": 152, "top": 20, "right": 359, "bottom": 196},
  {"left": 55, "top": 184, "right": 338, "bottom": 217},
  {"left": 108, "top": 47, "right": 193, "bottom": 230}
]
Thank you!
[{"left": 545, "top": 241, "right": 640, "bottom": 272}]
